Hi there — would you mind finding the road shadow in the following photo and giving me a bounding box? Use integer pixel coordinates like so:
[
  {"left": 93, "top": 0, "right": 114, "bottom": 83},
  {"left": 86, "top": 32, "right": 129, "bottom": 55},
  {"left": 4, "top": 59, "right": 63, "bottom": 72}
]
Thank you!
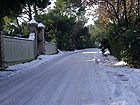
[{"left": 0, "top": 69, "right": 17, "bottom": 72}]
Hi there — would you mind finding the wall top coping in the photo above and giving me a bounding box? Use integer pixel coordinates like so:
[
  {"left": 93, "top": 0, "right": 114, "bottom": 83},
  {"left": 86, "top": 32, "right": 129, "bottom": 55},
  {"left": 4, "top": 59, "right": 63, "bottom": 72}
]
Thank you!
[{"left": 3, "top": 35, "right": 34, "bottom": 42}]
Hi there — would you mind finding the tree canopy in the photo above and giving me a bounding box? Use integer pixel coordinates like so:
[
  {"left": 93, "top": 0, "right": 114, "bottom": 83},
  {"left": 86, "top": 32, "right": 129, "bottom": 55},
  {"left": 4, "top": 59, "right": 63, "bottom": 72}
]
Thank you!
[
  {"left": 35, "top": 0, "right": 93, "bottom": 50},
  {"left": 84, "top": 0, "right": 140, "bottom": 67},
  {"left": 82, "top": 0, "right": 140, "bottom": 26}
]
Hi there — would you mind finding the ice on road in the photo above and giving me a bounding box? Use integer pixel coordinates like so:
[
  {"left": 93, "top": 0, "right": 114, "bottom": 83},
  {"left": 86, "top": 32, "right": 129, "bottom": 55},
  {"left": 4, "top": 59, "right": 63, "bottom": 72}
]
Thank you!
[{"left": 0, "top": 49, "right": 140, "bottom": 105}]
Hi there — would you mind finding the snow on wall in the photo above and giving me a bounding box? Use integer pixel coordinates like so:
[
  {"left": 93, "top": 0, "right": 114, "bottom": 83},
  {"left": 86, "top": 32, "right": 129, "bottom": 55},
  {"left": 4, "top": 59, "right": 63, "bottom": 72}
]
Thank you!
[{"left": 28, "top": 33, "right": 35, "bottom": 40}]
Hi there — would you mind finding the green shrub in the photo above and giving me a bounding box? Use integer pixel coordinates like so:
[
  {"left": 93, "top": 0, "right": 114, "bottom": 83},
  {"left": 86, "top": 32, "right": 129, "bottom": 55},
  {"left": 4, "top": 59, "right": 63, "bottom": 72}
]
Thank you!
[{"left": 105, "top": 24, "right": 140, "bottom": 68}]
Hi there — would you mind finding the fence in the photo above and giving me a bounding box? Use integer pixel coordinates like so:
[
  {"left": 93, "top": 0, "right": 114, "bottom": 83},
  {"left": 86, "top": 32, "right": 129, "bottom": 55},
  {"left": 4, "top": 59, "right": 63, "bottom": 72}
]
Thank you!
[{"left": 0, "top": 35, "right": 57, "bottom": 69}]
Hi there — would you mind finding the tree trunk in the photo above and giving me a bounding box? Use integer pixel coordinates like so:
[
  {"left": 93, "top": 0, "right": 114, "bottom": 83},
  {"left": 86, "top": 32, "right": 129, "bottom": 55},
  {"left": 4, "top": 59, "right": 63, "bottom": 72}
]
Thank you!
[
  {"left": 123, "top": 0, "right": 128, "bottom": 24},
  {"left": 104, "top": 0, "right": 121, "bottom": 24},
  {"left": 138, "top": 0, "right": 140, "bottom": 16},
  {"left": 116, "top": 0, "right": 121, "bottom": 24},
  {"left": 33, "top": 4, "right": 38, "bottom": 17},
  {"left": 16, "top": 18, "right": 22, "bottom": 35},
  {"left": 27, "top": 2, "right": 32, "bottom": 20}
]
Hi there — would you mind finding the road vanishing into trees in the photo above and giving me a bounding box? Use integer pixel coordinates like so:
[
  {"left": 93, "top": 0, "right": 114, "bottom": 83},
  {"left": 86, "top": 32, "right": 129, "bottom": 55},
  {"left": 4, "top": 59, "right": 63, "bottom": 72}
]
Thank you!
[{"left": 0, "top": 50, "right": 113, "bottom": 105}]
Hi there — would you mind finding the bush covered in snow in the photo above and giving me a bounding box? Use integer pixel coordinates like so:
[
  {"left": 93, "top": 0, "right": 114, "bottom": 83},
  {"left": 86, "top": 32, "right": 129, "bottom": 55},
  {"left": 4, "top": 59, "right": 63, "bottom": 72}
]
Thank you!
[{"left": 105, "top": 24, "right": 140, "bottom": 68}]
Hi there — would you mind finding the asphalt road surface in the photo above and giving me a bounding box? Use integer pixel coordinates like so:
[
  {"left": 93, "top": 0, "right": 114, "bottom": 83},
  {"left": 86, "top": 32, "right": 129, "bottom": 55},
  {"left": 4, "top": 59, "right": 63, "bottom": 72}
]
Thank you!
[{"left": 0, "top": 50, "right": 112, "bottom": 105}]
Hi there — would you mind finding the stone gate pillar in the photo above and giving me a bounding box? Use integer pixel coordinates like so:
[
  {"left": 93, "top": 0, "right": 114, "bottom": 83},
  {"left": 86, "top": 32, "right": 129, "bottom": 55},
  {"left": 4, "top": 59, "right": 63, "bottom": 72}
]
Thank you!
[
  {"left": 37, "top": 23, "right": 45, "bottom": 54},
  {"left": 28, "top": 19, "right": 38, "bottom": 58}
]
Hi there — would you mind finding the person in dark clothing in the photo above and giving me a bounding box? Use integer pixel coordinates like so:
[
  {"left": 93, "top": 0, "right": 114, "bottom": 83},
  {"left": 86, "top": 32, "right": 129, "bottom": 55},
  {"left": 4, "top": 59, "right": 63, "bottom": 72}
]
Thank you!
[{"left": 100, "top": 38, "right": 109, "bottom": 54}]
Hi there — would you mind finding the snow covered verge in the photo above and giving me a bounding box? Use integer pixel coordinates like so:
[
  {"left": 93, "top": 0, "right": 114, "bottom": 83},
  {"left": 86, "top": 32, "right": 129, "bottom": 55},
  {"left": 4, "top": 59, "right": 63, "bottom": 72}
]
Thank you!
[
  {"left": 83, "top": 49, "right": 140, "bottom": 105},
  {"left": 0, "top": 49, "right": 89, "bottom": 80},
  {"left": 0, "top": 48, "right": 140, "bottom": 105}
]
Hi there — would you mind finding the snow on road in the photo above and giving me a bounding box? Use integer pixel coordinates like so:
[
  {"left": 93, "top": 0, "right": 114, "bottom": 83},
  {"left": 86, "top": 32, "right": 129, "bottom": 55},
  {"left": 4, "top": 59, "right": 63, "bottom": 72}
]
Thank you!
[
  {"left": 0, "top": 48, "right": 140, "bottom": 105},
  {"left": 82, "top": 49, "right": 140, "bottom": 105},
  {"left": 0, "top": 49, "right": 81, "bottom": 80}
]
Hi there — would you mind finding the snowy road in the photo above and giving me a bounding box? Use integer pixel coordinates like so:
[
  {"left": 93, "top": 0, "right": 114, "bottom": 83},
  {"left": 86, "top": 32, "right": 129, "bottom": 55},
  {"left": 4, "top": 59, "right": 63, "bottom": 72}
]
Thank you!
[{"left": 0, "top": 49, "right": 140, "bottom": 105}]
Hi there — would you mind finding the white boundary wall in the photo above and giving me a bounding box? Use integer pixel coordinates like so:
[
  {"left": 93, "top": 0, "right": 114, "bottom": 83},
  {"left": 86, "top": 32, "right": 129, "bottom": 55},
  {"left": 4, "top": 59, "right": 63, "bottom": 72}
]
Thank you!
[
  {"left": 0, "top": 36, "right": 57, "bottom": 67},
  {"left": 45, "top": 42, "right": 57, "bottom": 55},
  {"left": 3, "top": 36, "right": 35, "bottom": 66}
]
